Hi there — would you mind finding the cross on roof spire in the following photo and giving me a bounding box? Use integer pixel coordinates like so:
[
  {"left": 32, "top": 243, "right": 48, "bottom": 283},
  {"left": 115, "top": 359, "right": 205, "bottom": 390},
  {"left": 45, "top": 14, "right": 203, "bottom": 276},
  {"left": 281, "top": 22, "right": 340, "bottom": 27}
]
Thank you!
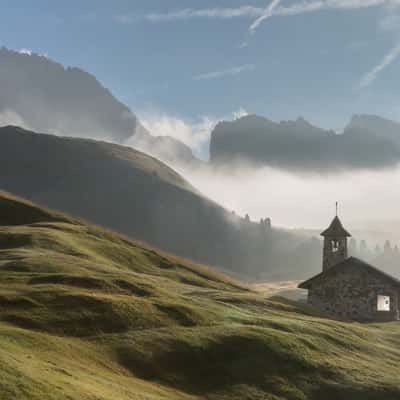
[{"left": 321, "top": 204, "right": 351, "bottom": 237}]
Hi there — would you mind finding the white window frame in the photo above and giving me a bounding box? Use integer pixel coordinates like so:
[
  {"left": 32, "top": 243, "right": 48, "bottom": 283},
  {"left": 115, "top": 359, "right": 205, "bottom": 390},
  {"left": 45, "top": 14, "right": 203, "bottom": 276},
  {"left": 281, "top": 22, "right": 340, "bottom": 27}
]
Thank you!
[{"left": 377, "top": 295, "right": 390, "bottom": 312}]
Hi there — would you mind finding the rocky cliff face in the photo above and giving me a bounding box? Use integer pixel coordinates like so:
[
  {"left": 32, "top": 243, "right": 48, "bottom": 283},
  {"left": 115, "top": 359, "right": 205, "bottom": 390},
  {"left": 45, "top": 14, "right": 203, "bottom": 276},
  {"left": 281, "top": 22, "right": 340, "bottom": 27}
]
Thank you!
[
  {"left": 210, "top": 114, "right": 400, "bottom": 171},
  {"left": 0, "top": 47, "right": 140, "bottom": 141},
  {"left": 0, "top": 47, "right": 200, "bottom": 165}
]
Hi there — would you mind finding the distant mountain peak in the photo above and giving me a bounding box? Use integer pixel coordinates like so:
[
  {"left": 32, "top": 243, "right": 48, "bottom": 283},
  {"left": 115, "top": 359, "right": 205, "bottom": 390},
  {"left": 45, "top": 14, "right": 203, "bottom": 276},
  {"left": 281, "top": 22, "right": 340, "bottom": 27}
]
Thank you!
[
  {"left": 0, "top": 47, "right": 200, "bottom": 166},
  {"left": 0, "top": 47, "right": 138, "bottom": 142},
  {"left": 345, "top": 114, "right": 400, "bottom": 142},
  {"left": 210, "top": 112, "right": 400, "bottom": 171},
  {"left": 348, "top": 113, "right": 400, "bottom": 127}
]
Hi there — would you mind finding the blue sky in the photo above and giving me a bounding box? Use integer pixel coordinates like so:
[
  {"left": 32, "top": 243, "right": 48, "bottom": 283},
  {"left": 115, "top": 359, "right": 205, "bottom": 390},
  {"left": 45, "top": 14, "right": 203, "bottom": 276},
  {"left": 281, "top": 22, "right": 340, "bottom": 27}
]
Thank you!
[{"left": 2, "top": 0, "right": 400, "bottom": 153}]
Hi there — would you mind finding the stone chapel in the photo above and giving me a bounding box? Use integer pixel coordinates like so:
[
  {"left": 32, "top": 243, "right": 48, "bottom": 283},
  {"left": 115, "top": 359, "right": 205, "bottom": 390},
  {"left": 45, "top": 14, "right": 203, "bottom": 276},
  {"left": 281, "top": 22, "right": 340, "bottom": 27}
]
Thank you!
[{"left": 298, "top": 212, "right": 400, "bottom": 321}]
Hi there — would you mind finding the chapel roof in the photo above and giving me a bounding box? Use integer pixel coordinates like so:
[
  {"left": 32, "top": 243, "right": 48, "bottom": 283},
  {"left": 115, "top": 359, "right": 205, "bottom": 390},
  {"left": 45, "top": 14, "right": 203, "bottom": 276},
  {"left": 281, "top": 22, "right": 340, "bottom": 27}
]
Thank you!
[
  {"left": 298, "top": 257, "right": 400, "bottom": 289},
  {"left": 320, "top": 216, "right": 351, "bottom": 237}
]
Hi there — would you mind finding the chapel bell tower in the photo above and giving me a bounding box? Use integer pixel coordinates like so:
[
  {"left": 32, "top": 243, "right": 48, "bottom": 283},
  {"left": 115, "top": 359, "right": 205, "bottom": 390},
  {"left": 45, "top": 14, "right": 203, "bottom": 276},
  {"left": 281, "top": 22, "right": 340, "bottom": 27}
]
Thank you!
[{"left": 321, "top": 203, "right": 351, "bottom": 272}]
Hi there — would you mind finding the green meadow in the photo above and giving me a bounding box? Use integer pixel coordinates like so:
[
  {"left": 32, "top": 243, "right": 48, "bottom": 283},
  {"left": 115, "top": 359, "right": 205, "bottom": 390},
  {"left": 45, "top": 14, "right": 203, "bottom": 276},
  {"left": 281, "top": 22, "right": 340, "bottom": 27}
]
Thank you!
[{"left": 0, "top": 192, "right": 399, "bottom": 400}]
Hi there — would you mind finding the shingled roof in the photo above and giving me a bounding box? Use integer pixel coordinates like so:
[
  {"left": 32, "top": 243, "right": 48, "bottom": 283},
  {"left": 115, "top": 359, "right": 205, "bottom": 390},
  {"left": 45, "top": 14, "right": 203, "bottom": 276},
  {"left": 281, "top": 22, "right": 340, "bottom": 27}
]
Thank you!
[
  {"left": 298, "top": 257, "right": 400, "bottom": 289},
  {"left": 320, "top": 216, "right": 351, "bottom": 237}
]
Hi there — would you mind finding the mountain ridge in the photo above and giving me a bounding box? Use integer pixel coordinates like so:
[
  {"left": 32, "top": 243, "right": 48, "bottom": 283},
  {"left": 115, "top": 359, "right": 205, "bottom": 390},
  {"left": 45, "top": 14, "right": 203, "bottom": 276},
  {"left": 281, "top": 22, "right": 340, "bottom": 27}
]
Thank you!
[
  {"left": 210, "top": 113, "right": 400, "bottom": 171},
  {"left": 3, "top": 47, "right": 400, "bottom": 172}
]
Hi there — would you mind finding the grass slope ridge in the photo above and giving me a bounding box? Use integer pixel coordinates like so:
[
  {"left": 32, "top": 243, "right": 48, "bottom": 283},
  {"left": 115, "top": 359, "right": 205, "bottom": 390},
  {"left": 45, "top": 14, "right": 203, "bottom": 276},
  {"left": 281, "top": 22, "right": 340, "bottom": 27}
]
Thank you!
[
  {"left": 0, "top": 193, "right": 399, "bottom": 399},
  {"left": 0, "top": 125, "right": 321, "bottom": 280}
]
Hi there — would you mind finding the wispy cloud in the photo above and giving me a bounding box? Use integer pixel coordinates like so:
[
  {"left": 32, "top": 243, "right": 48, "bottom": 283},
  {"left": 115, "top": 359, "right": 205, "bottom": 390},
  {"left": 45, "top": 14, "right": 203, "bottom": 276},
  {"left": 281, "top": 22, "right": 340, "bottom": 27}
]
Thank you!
[
  {"left": 138, "top": 113, "right": 214, "bottom": 154},
  {"left": 17, "top": 48, "right": 48, "bottom": 58},
  {"left": 143, "top": 2, "right": 400, "bottom": 90},
  {"left": 195, "top": 64, "right": 255, "bottom": 80},
  {"left": 359, "top": 43, "right": 400, "bottom": 88},
  {"left": 232, "top": 107, "right": 250, "bottom": 119},
  {"left": 133, "top": 108, "right": 249, "bottom": 158},
  {"left": 18, "top": 48, "right": 32, "bottom": 55},
  {"left": 249, "top": 0, "right": 282, "bottom": 33},
  {"left": 146, "top": 6, "right": 264, "bottom": 22},
  {"left": 250, "top": 0, "right": 400, "bottom": 32},
  {"left": 144, "top": 1, "right": 400, "bottom": 26}
]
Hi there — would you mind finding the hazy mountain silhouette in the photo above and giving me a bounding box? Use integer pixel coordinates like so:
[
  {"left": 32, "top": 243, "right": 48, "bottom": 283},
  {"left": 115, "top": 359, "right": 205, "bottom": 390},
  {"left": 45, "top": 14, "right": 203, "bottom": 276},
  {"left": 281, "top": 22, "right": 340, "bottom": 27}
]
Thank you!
[
  {"left": 130, "top": 126, "right": 201, "bottom": 166},
  {"left": 4, "top": 47, "right": 399, "bottom": 172},
  {"left": 0, "top": 47, "right": 199, "bottom": 165},
  {"left": 0, "top": 47, "right": 139, "bottom": 141},
  {"left": 0, "top": 126, "right": 320, "bottom": 280},
  {"left": 346, "top": 114, "right": 400, "bottom": 144},
  {"left": 210, "top": 114, "right": 400, "bottom": 171}
]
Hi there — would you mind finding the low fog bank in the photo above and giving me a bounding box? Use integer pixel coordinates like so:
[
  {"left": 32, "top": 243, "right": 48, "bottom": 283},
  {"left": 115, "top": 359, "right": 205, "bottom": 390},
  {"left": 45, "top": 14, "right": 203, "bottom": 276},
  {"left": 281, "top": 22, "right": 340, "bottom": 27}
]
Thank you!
[
  {"left": 172, "top": 160, "right": 400, "bottom": 278},
  {"left": 3, "top": 105, "right": 400, "bottom": 242},
  {"left": 171, "top": 160, "right": 400, "bottom": 234}
]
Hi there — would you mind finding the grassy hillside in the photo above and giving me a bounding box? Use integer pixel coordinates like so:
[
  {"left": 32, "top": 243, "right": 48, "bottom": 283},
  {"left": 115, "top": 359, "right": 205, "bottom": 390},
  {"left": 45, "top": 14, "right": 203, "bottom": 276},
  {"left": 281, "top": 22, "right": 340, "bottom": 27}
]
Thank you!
[
  {"left": 0, "top": 125, "right": 321, "bottom": 280},
  {"left": 0, "top": 192, "right": 399, "bottom": 399}
]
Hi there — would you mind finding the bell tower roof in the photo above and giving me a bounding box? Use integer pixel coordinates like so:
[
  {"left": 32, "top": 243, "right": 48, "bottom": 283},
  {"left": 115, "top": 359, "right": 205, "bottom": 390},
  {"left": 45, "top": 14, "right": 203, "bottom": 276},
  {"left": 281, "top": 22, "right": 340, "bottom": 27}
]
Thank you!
[{"left": 321, "top": 216, "right": 351, "bottom": 237}]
